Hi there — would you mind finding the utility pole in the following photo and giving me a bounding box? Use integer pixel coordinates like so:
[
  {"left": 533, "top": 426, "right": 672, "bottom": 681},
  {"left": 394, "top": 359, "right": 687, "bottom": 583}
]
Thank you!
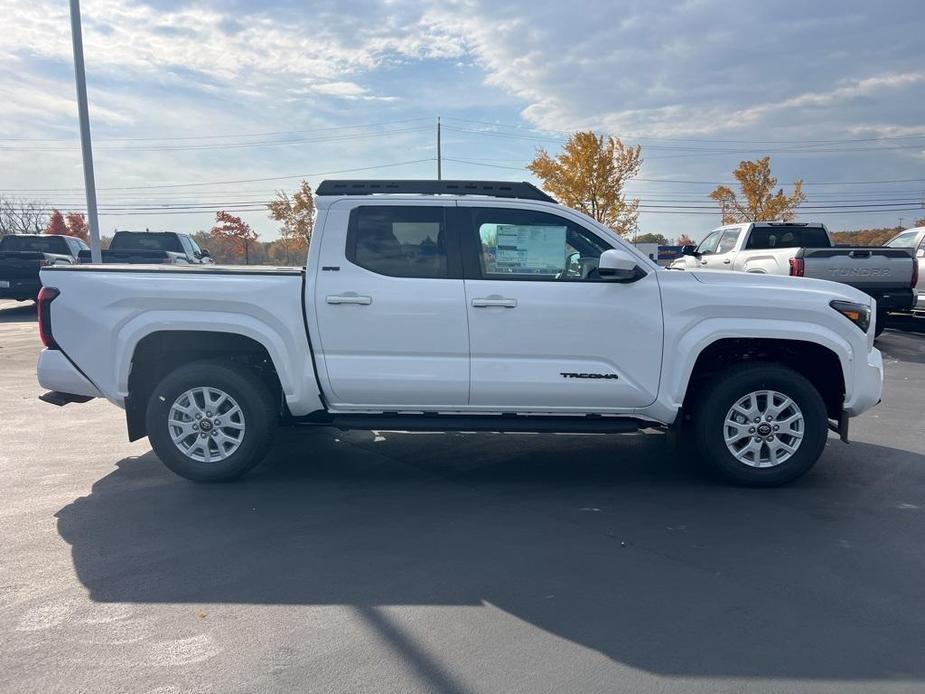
[
  {"left": 436, "top": 116, "right": 442, "bottom": 181},
  {"left": 68, "top": 0, "right": 102, "bottom": 263}
]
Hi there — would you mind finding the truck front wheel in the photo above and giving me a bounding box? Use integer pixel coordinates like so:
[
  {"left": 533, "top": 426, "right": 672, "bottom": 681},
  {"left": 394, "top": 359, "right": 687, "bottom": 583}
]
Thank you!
[
  {"left": 691, "top": 363, "right": 829, "bottom": 486},
  {"left": 145, "top": 360, "right": 277, "bottom": 482}
]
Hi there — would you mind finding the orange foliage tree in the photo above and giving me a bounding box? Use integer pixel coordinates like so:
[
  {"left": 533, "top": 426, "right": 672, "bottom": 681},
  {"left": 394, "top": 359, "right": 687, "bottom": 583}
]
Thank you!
[
  {"left": 710, "top": 157, "right": 805, "bottom": 223},
  {"left": 65, "top": 212, "right": 89, "bottom": 242},
  {"left": 210, "top": 211, "right": 258, "bottom": 264},
  {"left": 45, "top": 209, "right": 68, "bottom": 235}
]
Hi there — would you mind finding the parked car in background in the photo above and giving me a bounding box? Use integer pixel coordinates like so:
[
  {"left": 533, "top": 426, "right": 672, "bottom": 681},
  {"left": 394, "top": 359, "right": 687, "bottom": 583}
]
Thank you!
[
  {"left": 37, "top": 179, "right": 883, "bottom": 488},
  {"left": 670, "top": 222, "right": 917, "bottom": 335},
  {"left": 0, "top": 233, "right": 87, "bottom": 302},
  {"left": 883, "top": 226, "right": 925, "bottom": 310},
  {"left": 78, "top": 231, "right": 213, "bottom": 265}
]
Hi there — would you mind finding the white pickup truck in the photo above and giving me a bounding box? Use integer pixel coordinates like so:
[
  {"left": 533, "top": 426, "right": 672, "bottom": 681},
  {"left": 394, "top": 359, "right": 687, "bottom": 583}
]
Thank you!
[
  {"left": 36, "top": 180, "right": 884, "bottom": 486},
  {"left": 670, "top": 222, "right": 917, "bottom": 335},
  {"left": 883, "top": 226, "right": 925, "bottom": 309}
]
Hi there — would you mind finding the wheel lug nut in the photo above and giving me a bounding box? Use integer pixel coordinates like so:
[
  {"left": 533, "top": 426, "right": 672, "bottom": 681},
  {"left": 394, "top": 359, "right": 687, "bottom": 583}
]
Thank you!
[
  {"left": 773, "top": 425, "right": 779, "bottom": 431},
  {"left": 754, "top": 418, "right": 760, "bottom": 423},
  {"left": 749, "top": 427, "right": 755, "bottom": 433},
  {"left": 214, "top": 419, "right": 221, "bottom": 425},
  {"left": 768, "top": 435, "right": 775, "bottom": 441},
  {"left": 754, "top": 436, "right": 761, "bottom": 442},
  {"left": 195, "top": 414, "right": 201, "bottom": 419},
  {"left": 766, "top": 415, "right": 773, "bottom": 421},
  {"left": 200, "top": 432, "right": 207, "bottom": 438},
  {"left": 193, "top": 423, "right": 199, "bottom": 430}
]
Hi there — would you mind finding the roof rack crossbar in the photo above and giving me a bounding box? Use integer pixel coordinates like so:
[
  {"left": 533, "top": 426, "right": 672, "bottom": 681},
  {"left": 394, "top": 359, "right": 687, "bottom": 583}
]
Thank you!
[{"left": 315, "top": 179, "right": 557, "bottom": 203}]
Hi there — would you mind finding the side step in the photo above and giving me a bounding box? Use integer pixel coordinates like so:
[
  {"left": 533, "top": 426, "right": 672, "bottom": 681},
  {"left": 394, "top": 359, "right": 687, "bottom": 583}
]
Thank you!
[
  {"left": 39, "top": 391, "right": 94, "bottom": 407},
  {"left": 296, "top": 412, "right": 644, "bottom": 434}
]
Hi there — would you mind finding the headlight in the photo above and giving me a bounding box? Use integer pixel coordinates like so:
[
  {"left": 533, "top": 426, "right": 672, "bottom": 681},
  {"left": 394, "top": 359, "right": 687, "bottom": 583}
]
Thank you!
[{"left": 830, "top": 300, "right": 871, "bottom": 333}]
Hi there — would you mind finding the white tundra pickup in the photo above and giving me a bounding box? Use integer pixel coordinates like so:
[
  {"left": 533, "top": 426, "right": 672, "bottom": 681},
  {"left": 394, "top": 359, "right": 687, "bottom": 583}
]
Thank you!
[
  {"left": 36, "top": 180, "right": 884, "bottom": 486},
  {"left": 670, "top": 222, "right": 917, "bottom": 335}
]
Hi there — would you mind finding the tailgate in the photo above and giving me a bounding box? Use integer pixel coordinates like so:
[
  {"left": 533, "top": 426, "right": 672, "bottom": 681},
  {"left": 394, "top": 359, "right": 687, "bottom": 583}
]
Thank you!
[{"left": 800, "top": 247, "right": 914, "bottom": 289}]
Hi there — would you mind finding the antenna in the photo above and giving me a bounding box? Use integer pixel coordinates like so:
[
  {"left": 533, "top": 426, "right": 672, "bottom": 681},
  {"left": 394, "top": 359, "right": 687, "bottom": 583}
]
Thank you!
[{"left": 436, "top": 116, "right": 442, "bottom": 181}]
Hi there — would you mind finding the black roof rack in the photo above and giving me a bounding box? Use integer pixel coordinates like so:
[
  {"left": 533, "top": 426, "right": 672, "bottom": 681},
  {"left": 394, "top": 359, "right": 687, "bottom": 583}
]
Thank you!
[{"left": 315, "top": 179, "right": 557, "bottom": 203}]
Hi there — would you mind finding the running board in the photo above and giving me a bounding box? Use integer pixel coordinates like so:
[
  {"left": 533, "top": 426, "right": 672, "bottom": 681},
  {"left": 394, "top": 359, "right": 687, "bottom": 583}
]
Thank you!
[{"left": 296, "top": 412, "right": 644, "bottom": 434}]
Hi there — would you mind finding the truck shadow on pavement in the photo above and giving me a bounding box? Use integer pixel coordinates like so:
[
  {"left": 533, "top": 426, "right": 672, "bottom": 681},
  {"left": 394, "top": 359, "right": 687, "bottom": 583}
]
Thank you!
[{"left": 56, "top": 430, "right": 925, "bottom": 682}]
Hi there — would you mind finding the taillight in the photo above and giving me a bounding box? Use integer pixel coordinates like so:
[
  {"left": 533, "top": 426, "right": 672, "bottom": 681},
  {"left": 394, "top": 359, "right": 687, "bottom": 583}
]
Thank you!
[
  {"left": 789, "top": 257, "right": 804, "bottom": 277},
  {"left": 37, "top": 287, "right": 60, "bottom": 349},
  {"left": 36, "top": 259, "right": 50, "bottom": 267}
]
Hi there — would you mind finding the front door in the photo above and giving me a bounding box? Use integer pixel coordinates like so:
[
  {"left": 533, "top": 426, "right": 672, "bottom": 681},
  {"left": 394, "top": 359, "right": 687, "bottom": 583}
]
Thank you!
[
  {"left": 313, "top": 202, "right": 469, "bottom": 409},
  {"left": 701, "top": 229, "right": 741, "bottom": 270},
  {"left": 459, "top": 203, "right": 664, "bottom": 411}
]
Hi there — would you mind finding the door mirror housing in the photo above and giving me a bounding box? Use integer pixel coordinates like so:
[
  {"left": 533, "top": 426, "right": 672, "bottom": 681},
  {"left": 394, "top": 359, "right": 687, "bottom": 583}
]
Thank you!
[
  {"left": 916, "top": 248, "right": 924, "bottom": 259},
  {"left": 681, "top": 244, "right": 699, "bottom": 257},
  {"left": 597, "top": 249, "right": 645, "bottom": 282}
]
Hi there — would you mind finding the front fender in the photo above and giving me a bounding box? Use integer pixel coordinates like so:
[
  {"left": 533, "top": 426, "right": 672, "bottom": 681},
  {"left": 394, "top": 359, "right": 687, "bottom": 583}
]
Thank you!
[{"left": 660, "top": 318, "right": 854, "bottom": 415}]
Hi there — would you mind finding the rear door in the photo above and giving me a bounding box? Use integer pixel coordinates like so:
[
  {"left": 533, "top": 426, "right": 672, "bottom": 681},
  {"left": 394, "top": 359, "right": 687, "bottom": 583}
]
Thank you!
[
  {"left": 458, "top": 202, "right": 663, "bottom": 411},
  {"left": 312, "top": 201, "right": 470, "bottom": 409}
]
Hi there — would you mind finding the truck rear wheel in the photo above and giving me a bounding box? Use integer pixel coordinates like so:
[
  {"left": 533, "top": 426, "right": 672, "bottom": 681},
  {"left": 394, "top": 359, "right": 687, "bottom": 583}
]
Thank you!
[
  {"left": 690, "top": 363, "right": 829, "bottom": 486},
  {"left": 145, "top": 360, "right": 277, "bottom": 482}
]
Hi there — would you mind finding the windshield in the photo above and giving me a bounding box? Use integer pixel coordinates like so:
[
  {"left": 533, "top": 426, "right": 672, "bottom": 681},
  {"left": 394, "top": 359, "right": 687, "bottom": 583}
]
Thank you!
[
  {"left": 884, "top": 230, "right": 919, "bottom": 248},
  {"left": 110, "top": 232, "right": 183, "bottom": 253},
  {"left": 0, "top": 235, "right": 68, "bottom": 254}
]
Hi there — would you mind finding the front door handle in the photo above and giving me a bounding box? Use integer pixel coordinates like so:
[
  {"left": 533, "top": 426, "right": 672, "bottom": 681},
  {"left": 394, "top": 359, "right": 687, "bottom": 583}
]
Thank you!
[
  {"left": 471, "top": 297, "right": 517, "bottom": 308},
  {"left": 722, "top": 259, "right": 732, "bottom": 264},
  {"left": 327, "top": 294, "right": 372, "bottom": 305}
]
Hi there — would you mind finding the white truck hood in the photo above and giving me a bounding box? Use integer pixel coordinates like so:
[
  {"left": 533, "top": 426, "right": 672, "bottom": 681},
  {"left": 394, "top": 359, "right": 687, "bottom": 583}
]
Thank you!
[{"left": 687, "top": 269, "right": 872, "bottom": 306}]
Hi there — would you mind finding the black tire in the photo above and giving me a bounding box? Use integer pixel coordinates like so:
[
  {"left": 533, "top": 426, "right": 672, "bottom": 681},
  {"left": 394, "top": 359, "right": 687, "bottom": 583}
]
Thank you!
[
  {"left": 874, "top": 310, "right": 887, "bottom": 338},
  {"left": 146, "top": 359, "right": 277, "bottom": 482},
  {"left": 690, "top": 363, "right": 829, "bottom": 487}
]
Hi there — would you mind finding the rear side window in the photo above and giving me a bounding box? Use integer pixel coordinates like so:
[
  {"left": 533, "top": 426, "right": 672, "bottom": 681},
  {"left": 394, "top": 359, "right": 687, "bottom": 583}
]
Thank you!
[
  {"left": 746, "top": 226, "right": 830, "bottom": 250},
  {"left": 347, "top": 206, "right": 448, "bottom": 278},
  {"left": 884, "top": 230, "right": 919, "bottom": 248}
]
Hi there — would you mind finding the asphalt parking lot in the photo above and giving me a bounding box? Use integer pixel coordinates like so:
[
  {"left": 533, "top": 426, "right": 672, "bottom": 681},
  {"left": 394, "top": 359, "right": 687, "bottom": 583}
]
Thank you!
[{"left": 1, "top": 299, "right": 924, "bottom": 693}]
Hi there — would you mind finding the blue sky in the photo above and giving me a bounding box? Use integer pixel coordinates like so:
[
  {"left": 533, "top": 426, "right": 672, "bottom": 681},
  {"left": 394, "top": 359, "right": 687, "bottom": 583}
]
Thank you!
[{"left": 0, "top": 0, "right": 923, "bottom": 241}]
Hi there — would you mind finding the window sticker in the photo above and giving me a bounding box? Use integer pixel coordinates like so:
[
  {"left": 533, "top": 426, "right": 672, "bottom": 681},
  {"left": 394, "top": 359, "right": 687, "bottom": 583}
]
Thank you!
[{"left": 483, "top": 224, "right": 568, "bottom": 275}]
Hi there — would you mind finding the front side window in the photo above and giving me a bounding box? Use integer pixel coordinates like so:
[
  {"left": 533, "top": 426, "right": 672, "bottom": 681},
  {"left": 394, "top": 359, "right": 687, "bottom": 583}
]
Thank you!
[
  {"left": 884, "top": 230, "right": 919, "bottom": 248},
  {"left": 470, "top": 208, "right": 611, "bottom": 280},
  {"left": 347, "top": 206, "right": 447, "bottom": 278},
  {"left": 697, "top": 230, "right": 723, "bottom": 256},
  {"left": 717, "top": 229, "right": 740, "bottom": 254}
]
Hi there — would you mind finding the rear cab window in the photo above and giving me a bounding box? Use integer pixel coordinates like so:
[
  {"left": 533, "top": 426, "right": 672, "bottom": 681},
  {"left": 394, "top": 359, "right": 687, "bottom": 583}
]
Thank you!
[
  {"left": 746, "top": 225, "right": 831, "bottom": 250},
  {"left": 346, "top": 206, "right": 452, "bottom": 279},
  {"left": 0, "top": 235, "right": 69, "bottom": 254},
  {"left": 110, "top": 232, "right": 184, "bottom": 253}
]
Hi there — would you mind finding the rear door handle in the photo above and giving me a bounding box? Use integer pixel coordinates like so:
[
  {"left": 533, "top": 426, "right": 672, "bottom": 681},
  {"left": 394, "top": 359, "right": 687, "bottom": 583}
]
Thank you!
[
  {"left": 471, "top": 297, "right": 517, "bottom": 308},
  {"left": 327, "top": 294, "right": 372, "bottom": 305},
  {"left": 722, "top": 259, "right": 731, "bottom": 264}
]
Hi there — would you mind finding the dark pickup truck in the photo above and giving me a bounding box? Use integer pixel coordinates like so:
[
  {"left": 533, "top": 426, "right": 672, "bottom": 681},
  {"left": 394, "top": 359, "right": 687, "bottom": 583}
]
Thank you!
[
  {"left": 0, "top": 234, "right": 87, "bottom": 301},
  {"left": 77, "top": 231, "right": 212, "bottom": 265}
]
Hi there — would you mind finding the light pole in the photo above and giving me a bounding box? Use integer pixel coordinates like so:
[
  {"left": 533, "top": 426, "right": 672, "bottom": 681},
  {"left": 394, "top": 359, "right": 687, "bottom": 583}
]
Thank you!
[{"left": 68, "top": 0, "right": 102, "bottom": 263}]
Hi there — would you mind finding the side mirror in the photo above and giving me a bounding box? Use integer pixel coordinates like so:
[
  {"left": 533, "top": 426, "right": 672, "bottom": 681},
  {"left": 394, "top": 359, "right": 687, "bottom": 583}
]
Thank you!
[
  {"left": 681, "top": 244, "right": 699, "bottom": 257},
  {"left": 200, "top": 248, "right": 211, "bottom": 258},
  {"left": 916, "top": 248, "right": 924, "bottom": 258},
  {"left": 598, "top": 249, "right": 645, "bottom": 282}
]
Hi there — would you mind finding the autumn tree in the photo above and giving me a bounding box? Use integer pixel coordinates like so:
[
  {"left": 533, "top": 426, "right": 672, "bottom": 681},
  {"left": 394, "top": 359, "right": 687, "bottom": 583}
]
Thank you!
[
  {"left": 45, "top": 209, "right": 69, "bottom": 236},
  {"left": 210, "top": 211, "right": 258, "bottom": 264},
  {"left": 65, "top": 212, "right": 89, "bottom": 242},
  {"left": 676, "top": 233, "right": 695, "bottom": 246},
  {"left": 710, "top": 157, "right": 805, "bottom": 224},
  {"left": 634, "top": 232, "right": 668, "bottom": 245},
  {"left": 267, "top": 180, "right": 315, "bottom": 253},
  {"left": 528, "top": 131, "right": 642, "bottom": 235}
]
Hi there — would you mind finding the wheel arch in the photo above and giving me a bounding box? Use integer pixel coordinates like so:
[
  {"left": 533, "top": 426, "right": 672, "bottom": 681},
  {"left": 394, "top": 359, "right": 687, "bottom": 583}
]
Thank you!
[{"left": 125, "top": 330, "right": 285, "bottom": 441}]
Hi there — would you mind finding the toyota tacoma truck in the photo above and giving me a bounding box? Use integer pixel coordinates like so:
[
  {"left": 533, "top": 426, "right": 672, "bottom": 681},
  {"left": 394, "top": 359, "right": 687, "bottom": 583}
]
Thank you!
[
  {"left": 35, "top": 180, "right": 884, "bottom": 486},
  {"left": 670, "top": 222, "right": 917, "bottom": 335},
  {"left": 0, "top": 233, "right": 87, "bottom": 302}
]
